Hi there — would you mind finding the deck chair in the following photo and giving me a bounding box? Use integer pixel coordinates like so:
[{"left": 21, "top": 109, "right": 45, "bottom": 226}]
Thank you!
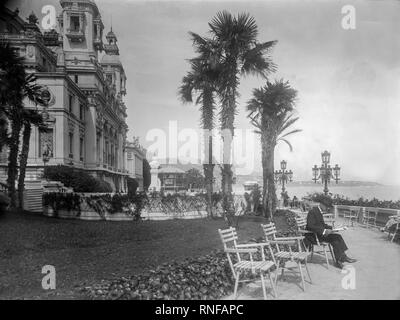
[
  {"left": 261, "top": 223, "right": 312, "bottom": 291},
  {"left": 218, "top": 227, "right": 277, "bottom": 300},
  {"left": 363, "top": 208, "right": 378, "bottom": 229},
  {"left": 386, "top": 215, "right": 400, "bottom": 242},
  {"left": 390, "top": 222, "right": 400, "bottom": 242},
  {"left": 295, "top": 216, "right": 335, "bottom": 269},
  {"left": 343, "top": 207, "right": 360, "bottom": 227}
]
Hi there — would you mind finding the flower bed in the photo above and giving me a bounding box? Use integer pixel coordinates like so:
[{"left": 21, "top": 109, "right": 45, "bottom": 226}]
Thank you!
[
  {"left": 42, "top": 192, "right": 217, "bottom": 221},
  {"left": 80, "top": 250, "right": 235, "bottom": 300}
]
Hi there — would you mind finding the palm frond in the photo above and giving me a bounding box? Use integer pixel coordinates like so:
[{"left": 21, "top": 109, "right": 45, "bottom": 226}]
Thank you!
[
  {"left": 277, "top": 138, "right": 293, "bottom": 152},
  {"left": 278, "top": 128, "right": 302, "bottom": 140}
]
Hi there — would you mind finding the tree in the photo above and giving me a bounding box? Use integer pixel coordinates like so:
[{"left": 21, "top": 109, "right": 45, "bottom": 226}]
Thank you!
[
  {"left": 0, "top": 42, "right": 47, "bottom": 208},
  {"left": 143, "top": 158, "right": 151, "bottom": 191},
  {"left": 0, "top": 42, "right": 26, "bottom": 208},
  {"left": 18, "top": 109, "right": 45, "bottom": 209},
  {"left": 207, "top": 11, "right": 277, "bottom": 217},
  {"left": 179, "top": 36, "right": 222, "bottom": 217},
  {"left": 247, "top": 79, "right": 301, "bottom": 218},
  {"left": 184, "top": 168, "right": 205, "bottom": 190}
]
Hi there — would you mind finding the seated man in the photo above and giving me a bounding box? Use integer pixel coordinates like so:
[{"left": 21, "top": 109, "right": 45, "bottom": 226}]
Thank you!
[{"left": 305, "top": 206, "right": 357, "bottom": 269}]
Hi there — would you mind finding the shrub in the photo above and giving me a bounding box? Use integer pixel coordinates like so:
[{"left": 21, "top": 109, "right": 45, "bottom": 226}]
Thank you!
[
  {"left": 43, "top": 192, "right": 81, "bottom": 216},
  {"left": 307, "top": 192, "right": 334, "bottom": 209},
  {"left": 332, "top": 195, "right": 400, "bottom": 210},
  {"left": 81, "top": 250, "right": 235, "bottom": 300},
  {"left": 43, "top": 165, "right": 112, "bottom": 193},
  {"left": 127, "top": 177, "right": 139, "bottom": 197}
]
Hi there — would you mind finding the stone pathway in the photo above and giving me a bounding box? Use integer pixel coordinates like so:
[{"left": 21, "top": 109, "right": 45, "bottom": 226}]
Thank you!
[{"left": 225, "top": 220, "right": 400, "bottom": 300}]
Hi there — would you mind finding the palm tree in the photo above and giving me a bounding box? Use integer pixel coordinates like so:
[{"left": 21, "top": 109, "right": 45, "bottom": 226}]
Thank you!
[
  {"left": 247, "top": 79, "right": 301, "bottom": 219},
  {"left": 179, "top": 35, "right": 222, "bottom": 217},
  {"left": 207, "top": 11, "right": 277, "bottom": 216},
  {"left": 18, "top": 109, "right": 45, "bottom": 209},
  {"left": 0, "top": 42, "right": 46, "bottom": 208},
  {"left": 0, "top": 42, "right": 26, "bottom": 208}
]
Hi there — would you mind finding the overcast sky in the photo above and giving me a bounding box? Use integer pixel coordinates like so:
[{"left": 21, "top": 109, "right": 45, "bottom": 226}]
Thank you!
[{"left": 9, "top": 0, "right": 400, "bottom": 184}]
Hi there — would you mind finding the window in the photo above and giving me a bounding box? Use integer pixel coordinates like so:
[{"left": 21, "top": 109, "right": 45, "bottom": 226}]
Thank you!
[
  {"left": 69, "top": 95, "right": 74, "bottom": 113},
  {"left": 69, "top": 132, "right": 74, "bottom": 158},
  {"left": 79, "top": 104, "right": 85, "bottom": 121},
  {"left": 105, "top": 141, "right": 109, "bottom": 164},
  {"left": 96, "top": 134, "right": 101, "bottom": 162},
  {"left": 79, "top": 137, "right": 84, "bottom": 161},
  {"left": 70, "top": 16, "right": 80, "bottom": 32},
  {"left": 74, "top": 75, "right": 78, "bottom": 84},
  {"left": 106, "top": 74, "right": 112, "bottom": 84}
]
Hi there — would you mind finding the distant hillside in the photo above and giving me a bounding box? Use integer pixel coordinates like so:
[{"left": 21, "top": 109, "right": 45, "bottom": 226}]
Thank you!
[{"left": 236, "top": 174, "right": 383, "bottom": 187}]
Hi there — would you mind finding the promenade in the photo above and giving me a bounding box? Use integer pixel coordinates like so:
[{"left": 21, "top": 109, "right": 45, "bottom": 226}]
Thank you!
[{"left": 225, "top": 219, "right": 400, "bottom": 300}]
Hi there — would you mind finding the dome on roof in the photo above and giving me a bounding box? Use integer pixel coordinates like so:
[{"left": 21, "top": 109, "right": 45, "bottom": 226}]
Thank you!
[{"left": 106, "top": 29, "right": 117, "bottom": 40}]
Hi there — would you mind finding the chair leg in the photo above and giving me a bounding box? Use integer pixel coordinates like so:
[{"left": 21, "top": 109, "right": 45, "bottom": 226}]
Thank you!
[
  {"left": 260, "top": 272, "right": 267, "bottom": 300},
  {"left": 323, "top": 246, "right": 330, "bottom": 269},
  {"left": 328, "top": 244, "right": 335, "bottom": 263},
  {"left": 268, "top": 270, "right": 277, "bottom": 298},
  {"left": 304, "top": 260, "right": 312, "bottom": 284},
  {"left": 275, "top": 259, "right": 281, "bottom": 287},
  {"left": 310, "top": 246, "right": 314, "bottom": 261},
  {"left": 298, "top": 261, "right": 306, "bottom": 292},
  {"left": 234, "top": 270, "right": 241, "bottom": 299}
]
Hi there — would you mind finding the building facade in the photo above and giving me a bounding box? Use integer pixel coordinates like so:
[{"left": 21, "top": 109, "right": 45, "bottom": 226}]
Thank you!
[
  {"left": 125, "top": 137, "right": 146, "bottom": 191},
  {"left": 0, "top": 2, "right": 142, "bottom": 192}
]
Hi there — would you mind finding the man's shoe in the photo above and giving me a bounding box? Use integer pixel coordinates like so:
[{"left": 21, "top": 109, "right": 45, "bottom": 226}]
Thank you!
[
  {"left": 343, "top": 256, "right": 357, "bottom": 263},
  {"left": 335, "top": 261, "right": 344, "bottom": 269}
]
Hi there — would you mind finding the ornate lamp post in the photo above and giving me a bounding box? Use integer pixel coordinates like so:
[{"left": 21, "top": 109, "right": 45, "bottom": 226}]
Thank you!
[
  {"left": 274, "top": 160, "right": 293, "bottom": 195},
  {"left": 312, "top": 150, "right": 341, "bottom": 195}
]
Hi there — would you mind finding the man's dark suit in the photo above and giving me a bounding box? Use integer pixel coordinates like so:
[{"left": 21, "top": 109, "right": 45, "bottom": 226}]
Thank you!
[{"left": 304, "top": 207, "right": 348, "bottom": 262}]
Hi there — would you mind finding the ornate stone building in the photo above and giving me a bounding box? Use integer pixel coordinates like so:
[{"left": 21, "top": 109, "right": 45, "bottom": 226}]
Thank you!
[{"left": 0, "top": 2, "right": 143, "bottom": 192}]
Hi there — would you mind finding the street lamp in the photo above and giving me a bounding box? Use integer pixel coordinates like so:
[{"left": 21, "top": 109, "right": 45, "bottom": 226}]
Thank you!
[
  {"left": 312, "top": 150, "right": 341, "bottom": 195},
  {"left": 275, "top": 160, "right": 293, "bottom": 195}
]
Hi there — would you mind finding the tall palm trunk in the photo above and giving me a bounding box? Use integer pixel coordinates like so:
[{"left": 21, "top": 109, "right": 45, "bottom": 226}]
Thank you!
[
  {"left": 261, "top": 131, "right": 277, "bottom": 219},
  {"left": 201, "top": 89, "right": 215, "bottom": 218},
  {"left": 18, "top": 121, "right": 31, "bottom": 209},
  {"left": 7, "top": 117, "right": 22, "bottom": 209},
  {"left": 221, "top": 84, "right": 236, "bottom": 221},
  {"left": 203, "top": 162, "right": 214, "bottom": 217}
]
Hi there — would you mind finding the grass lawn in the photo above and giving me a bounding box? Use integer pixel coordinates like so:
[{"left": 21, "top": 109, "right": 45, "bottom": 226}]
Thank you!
[{"left": 0, "top": 210, "right": 288, "bottom": 299}]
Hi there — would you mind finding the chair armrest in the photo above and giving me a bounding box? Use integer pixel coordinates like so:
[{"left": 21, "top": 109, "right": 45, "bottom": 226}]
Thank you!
[
  {"left": 297, "top": 230, "right": 313, "bottom": 234},
  {"left": 225, "top": 248, "right": 258, "bottom": 254},
  {"left": 236, "top": 242, "right": 270, "bottom": 249},
  {"left": 275, "top": 236, "right": 304, "bottom": 241},
  {"left": 270, "top": 239, "right": 296, "bottom": 245}
]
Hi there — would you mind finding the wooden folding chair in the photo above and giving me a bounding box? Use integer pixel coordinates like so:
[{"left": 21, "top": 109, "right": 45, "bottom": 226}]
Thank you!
[
  {"left": 295, "top": 216, "right": 335, "bottom": 269},
  {"left": 363, "top": 208, "right": 378, "bottom": 229},
  {"left": 218, "top": 227, "right": 277, "bottom": 300},
  {"left": 343, "top": 207, "right": 360, "bottom": 227},
  {"left": 386, "top": 215, "right": 400, "bottom": 242},
  {"left": 261, "top": 223, "right": 312, "bottom": 291}
]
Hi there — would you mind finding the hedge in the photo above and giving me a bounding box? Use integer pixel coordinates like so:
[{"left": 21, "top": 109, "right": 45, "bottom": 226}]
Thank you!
[{"left": 43, "top": 165, "right": 112, "bottom": 193}]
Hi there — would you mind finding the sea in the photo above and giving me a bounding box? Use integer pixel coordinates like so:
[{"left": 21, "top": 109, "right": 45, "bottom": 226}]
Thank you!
[{"left": 233, "top": 185, "right": 400, "bottom": 201}]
